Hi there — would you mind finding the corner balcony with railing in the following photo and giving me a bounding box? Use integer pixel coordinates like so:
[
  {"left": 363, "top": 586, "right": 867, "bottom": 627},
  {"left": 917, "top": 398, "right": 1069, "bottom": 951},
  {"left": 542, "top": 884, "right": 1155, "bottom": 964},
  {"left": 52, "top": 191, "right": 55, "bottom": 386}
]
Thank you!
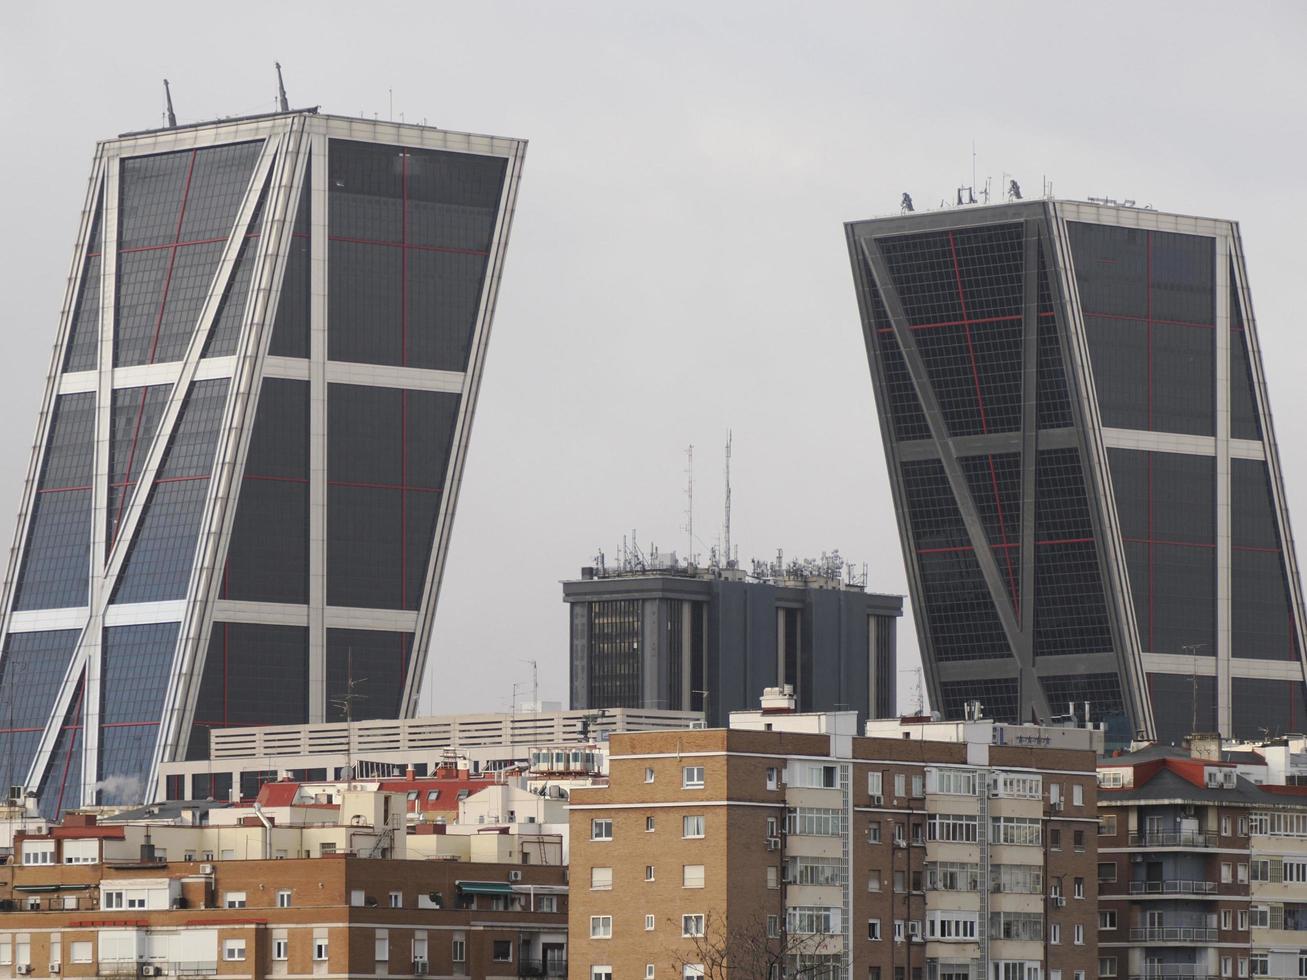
[
  {"left": 1126, "top": 831, "right": 1220, "bottom": 849},
  {"left": 1127, "top": 925, "right": 1219, "bottom": 943},
  {"left": 1126, "top": 880, "right": 1218, "bottom": 896}
]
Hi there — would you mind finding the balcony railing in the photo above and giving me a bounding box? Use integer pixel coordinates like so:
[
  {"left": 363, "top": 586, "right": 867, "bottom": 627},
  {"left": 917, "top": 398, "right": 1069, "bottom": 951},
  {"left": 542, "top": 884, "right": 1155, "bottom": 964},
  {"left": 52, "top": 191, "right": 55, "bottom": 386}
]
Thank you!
[
  {"left": 1129, "top": 966, "right": 1218, "bottom": 978},
  {"left": 1127, "top": 880, "right": 1219, "bottom": 895},
  {"left": 1128, "top": 927, "right": 1219, "bottom": 942},
  {"left": 519, "top": 959, "right": 568, "bottom": 978},
  {"left": 1127, "top": 832, "right": 1219, "bottom": 848}
]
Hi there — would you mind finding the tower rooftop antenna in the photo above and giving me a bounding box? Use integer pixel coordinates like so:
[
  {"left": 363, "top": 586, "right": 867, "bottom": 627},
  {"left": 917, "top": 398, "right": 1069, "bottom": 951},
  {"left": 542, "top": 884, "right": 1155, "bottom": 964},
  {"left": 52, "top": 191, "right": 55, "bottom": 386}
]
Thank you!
[
  {"left": 723, "top": 431, "right": 733, "bottom": 569},
  {"left": 163, "top": 79, "right": 177, "bottom": 129},
  {"left": 275, "top": 61, "right": 290, "bottom": 113}
]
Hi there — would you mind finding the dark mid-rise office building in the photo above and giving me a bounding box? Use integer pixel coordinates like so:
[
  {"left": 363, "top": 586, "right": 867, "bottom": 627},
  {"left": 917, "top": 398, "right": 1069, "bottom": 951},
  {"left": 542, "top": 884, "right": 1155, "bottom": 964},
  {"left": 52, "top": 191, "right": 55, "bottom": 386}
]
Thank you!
[
  {"left": 0, "top": 109, "right": 525, "bottom": 813},
  {"left": 562, "top": 564, "right": 902, "bottom": 727},
  {"left": 846, "top": 199, "right": 1307, "bottom": 743}
]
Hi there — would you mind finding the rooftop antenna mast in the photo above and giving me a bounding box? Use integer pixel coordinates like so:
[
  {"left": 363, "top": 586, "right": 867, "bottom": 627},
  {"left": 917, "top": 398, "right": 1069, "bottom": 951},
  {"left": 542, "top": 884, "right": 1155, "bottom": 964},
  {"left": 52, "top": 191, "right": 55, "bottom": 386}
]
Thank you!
[
  {"left": 163, "top": 79, "right": 177, "bottom": 128},
  {"left": 683, "top": 445, "right": 695, "bottom": 565},
  {"left": 275, "top": 62, "right": 290, "bottom": 112},
  {"left": 328, "top": 649, "right": 367, "bottom": 788},
  {"left": 723, "top": 431, "right": 733, "bottom": 568}
]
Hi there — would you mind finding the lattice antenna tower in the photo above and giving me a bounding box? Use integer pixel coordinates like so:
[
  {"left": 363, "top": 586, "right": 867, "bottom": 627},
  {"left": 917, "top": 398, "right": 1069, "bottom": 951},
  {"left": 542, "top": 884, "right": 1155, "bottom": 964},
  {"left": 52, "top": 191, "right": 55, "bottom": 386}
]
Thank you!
[
  {"left": 683, "top": 445, "right": 694, "bottom": 565},
  {"left": 722, "top": 432, "right": 733, "bottom": 568}
]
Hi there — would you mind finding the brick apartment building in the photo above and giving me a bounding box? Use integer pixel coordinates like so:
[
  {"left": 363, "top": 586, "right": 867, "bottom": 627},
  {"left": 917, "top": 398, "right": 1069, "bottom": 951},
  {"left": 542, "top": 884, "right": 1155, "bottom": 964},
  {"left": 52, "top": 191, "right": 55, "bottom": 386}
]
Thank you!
[
  {"left": 1097, "top": 740, "right": 1307, "bottom": 980},
  {"left": 0, "top": 824, "right": 567, "bottom": 979},
  {"left": 567, "top": 701, "right": 1101, "bottom": 980}
]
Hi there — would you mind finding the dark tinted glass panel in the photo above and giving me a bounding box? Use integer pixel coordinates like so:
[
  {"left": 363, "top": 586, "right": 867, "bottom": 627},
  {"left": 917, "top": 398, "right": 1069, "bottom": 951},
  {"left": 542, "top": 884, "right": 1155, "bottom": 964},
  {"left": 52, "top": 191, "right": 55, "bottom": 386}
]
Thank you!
[
  {"left": 1150, "top": 231, "right": 1215, "bottom": 324},
  {"left": 36, "top": 679, "right": 84, "bottom": 819},
  {"left": 115, "top": 142, "right": 261, "bottom": 367},
  {"left": 0, "top": 629, "right": 80, "bottom": 792},
  {"left": 64, "top": 198, "right": 103, "bottom": 373},
  {"left": 107, "top": 385, "right": 171, "bottom": 553},
  {"left": 325, "top": 629, "right": 413, "bottom": 723},
  {"left": 1232, "top": 459, "right": 1295, "bottom": 660},
  {"left": 959, "top": 454, "right": 1020, "bottom": 610},
  {"left": 1084, "top": 316, "right": 1148, "bottom": 430},
  {"left": 222, "top": 379, "right": 308, "bottom": 603},
  {"left": 1070, "top": 223, "right": 1214, "bottom": 436},
  {"left": 1036, "top": 253, "right": 1074, "bottom": 430},
  {"left": 1039, "top": 673, "right": 1126, "bottom": 718},
  {"left": 1231, "top": 677, "right": 1307, "bottom": 739},
  {"left": 867, "top": 269, "right": 932, "bottom": 442},
  {"left": 1108, "top": 449, "right": 1215, "bottom": 655},
  {"left": 588, "top": 600, "right": 642, "bottom": 708},
  {"left": 938, "top": 678, "right": 1018, "bottom": 723},
  {"left": 187, "top": 623, "right": 309, "bottom": 759},
  {"left": 15, "top": 392, "right": 96, "bottom": 610},
  {"left": 203, "top": 179, "right": 269, "bottom": 357},
  {"left": 113, "top": 379, "right": 228, "bottom": 604},
  {"left": 1033, "top": 448, "right": 1113, "bottom": 656},
  {"left": 901, "top": 459, "right": 1011, "bottom": 662},
  {"left": 327, "top": 139, "right": 504, "bottom": 370},
  {"left": 99, "top": 622, "right": 179, "bottom": 804},
  {"left": 268, "top": 162, "right": 311, "bottom": 358},
  {"left": 1148, "top": 672, "right": 1215, "bottom": 743},
  {"left": 326, "top": 385, "right": 459, "bottom": 609},
  {"left": 1229, "top": 264, "right": 1261, "bottom": 441}
]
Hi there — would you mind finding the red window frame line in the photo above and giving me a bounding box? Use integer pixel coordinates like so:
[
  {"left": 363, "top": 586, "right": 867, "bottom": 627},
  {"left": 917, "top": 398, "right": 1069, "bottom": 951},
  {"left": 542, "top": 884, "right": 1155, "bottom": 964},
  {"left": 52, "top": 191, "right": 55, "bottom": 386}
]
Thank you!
[
  {"left": 1082, "top": 311, "right": 1216, "bottom": 331},
  {"left": 100, "top": 721, "right": 161, "bottom": 729},
  {"left": 875, "top": 311, "right": 1058, "bottom": 337},
  {"left": 0, "top": 725, "right": 47, "bottom": 734},
  {"left": 916, "top": 536, "right": 1094, "bottom": 556},
  {"left": 34, "top": 484, "right": 93, "bottom": 494},
  {"left": 326, "top": 234, "right": 489, "bottom": 258},
  {"left": 90, "top": 223, "right": 265, "bottom": 259},
  {"left": 54, "top": 684, "right": 84, "bottom": 816}
]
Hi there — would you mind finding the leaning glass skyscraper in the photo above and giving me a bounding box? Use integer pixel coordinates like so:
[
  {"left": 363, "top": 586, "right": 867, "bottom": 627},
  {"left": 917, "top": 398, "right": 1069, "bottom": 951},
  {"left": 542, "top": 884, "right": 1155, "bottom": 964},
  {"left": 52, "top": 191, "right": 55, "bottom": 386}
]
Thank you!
[
  {"left": 846, "top": 199, "right": 1306, "bottom": 742},
  {"left": 0, "top": 110, "right": 525, "bottom": 812}
]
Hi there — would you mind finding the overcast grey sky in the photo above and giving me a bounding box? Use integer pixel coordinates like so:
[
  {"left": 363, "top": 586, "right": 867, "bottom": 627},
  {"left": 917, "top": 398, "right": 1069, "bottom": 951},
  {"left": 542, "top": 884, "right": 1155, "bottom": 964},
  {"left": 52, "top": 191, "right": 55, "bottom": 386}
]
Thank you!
[{"left": 2, "top": 1, "right": 1305, "bottom": 716}]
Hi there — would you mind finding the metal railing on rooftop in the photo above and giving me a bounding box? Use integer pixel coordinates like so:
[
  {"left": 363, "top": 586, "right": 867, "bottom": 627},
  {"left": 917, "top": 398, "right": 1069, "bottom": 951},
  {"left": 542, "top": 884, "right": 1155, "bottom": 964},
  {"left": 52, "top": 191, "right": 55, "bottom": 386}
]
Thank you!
[{"left": 1127, "top": 831, "right": 1219, "bottom": 848}]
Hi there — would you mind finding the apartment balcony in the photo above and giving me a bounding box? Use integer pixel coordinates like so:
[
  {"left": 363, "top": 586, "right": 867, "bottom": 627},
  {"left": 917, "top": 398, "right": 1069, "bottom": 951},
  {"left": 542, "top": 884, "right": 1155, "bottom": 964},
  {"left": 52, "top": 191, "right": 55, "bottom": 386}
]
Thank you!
[
  {"left": 1127, "top": 832, "right": 1219, "bottom": 848},
  {"left": 1128, "top": 927, "right": 1219, "bottom": 942},
  {"left": 518, "top": 959, "right": 567, "bottom": 978},
  {"left": 1129, "top": 974, "right": 1219, "bottom": 980},
  {"left": 1126, "top": 880, "right": 1218, "bottom": 896}
]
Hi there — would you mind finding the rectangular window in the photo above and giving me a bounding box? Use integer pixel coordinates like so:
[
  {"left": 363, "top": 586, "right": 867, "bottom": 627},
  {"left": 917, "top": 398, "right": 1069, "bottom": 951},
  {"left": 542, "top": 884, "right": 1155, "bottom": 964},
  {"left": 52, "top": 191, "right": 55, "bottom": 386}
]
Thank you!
[
  {"left": 894, "top": 773, "right": 906, "bottom": 798},
  {"left": 492, "top": 941, "right": 512, "bottom": 962},
  {"left": 590, "top": 916, "right": 613, "bottom": 939},
  {"left": 1073, "top": 784, "right": 1084, "bottom": 806},
  {"left": 868, "top": 919, "right": 882, "bottom": 940},
  {"left": 223, "top": 940, "right": 246, "bottom": 962},
  {"left": 1250, "top": 906, "right": 1269, "bottom": 928},
  {"left": 645, "top": 865, "right": 655, "bottom": 881},
  {"left": 683, "top": 815, "right": 705, "bottom": 838},
  {"left": 1221, "top": 958, "right": 1232, "bottom": 979},
  {"left": 1074, "top": 924, "right": 1084, "bottom": 945},
  {"left": 1238, "top": 909, "right": 1248, "bottom": 931},
  {"left": 927, "top": 813, "right": 978, "bottom": 843},
  {"left": 591, "top": 818, "right": 613, "bottom": 841},
  {"left": 927, "top": 767, "right": 976, "bottom": 796},
  {"left": 925, "top": 911, "right": 978, "bottom": 940},
  {"left": 1074, "top": 877, "right": 1084, "bottom": 899},
  {"left": 683, "top": 766, "right": 705, "bottom": 788},
  {"left": 1100, "top": 959, "right": 1117, "bottom": 978},
  {"left": 314, "top": 940, "right": 329, "bottom": 961},
  {"left": 70, "top": 943, "right": 91, "bottom": 965},
  {"left": 645, "top": 915, "right": 655, "bottom": 931},
  {"left": 1252, "top": 955, "right": 1267, "bottom": 977},
  {"left": 273, "top": 939, "right": 288, "bottom": 961},
  {"left": 1238, "top": 863, "right": 1249, "bottom": 884},
  {"left": 225, "top": 891, "right": 247, "bottom": 909},
  {"left": 868, "top": 821, "right": 882, "bottom": 843},
  {"left": 646, "top": 815, "right": 656, "bottom": 832},
  {"left": 1241, "top": 960, "right": 1250, "bottom": 979},
  {"left": 766, "top": 866, "right": 778, "bottom": 889},
  {"left": 868, "top": 771, "right": 883, "bottom": 799},
  {"left": 1222, "top": 909, "right": 1232, "bottom": 930},
  {"left": 277, "top": 889, "right": 292, "bottom": 908},
  {"left": 592, "top": 969, "right": 612, "bottom": 980},
  {"left": 766, "top": 767, "right": 778, "bottom": 790},
  {"left": 868, "top": 870, "right": 881, "bottom": 892},
  {"left": 1098, "top": 863, "right": 1117, "bottom": 883},
  {"left": 991, "top": 816, "right": 1042, "bottom": 846},
  {"left": 1074, "top": 829, "right": 1085, "bottom": 851},
  {"left": 645, "top": 767, "right": 655, "bottom": 783},
  {"left": 452, "top": 939, "right": 465, "bottom": 964},
  {"left": 684, "top": 865, "right": 705, "bottom": 888},
  {"left": 591, "top": 867, "right": 613, "bottom": 890},
  {"left": 1222, "top": 862, "right": 1233, "bottom": 883},
  {"left": 1050, "top": 923, "right": 1061, "bottom": 945},
  {"left": 1222, "top": 816, "right": 1232, "bottom": 836},
  {"left": 682, "top": 914, "right": 706, "bottom": 938},
  {"left": 1099, "top": 814, "right": 1117, "bottom": 836},
  {"left": 375, "top": 932, "right": 390, "bottom": 962},
  {"left": 911, "top": 774, "right": 924, "bottom": 797}
]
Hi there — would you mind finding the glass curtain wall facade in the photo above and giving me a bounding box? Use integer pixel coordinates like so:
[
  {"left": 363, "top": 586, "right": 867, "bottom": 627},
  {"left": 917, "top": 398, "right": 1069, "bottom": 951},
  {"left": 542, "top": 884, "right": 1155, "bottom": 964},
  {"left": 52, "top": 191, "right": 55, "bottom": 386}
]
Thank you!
[
  {"left": 846, "top": 200, "right": 1307, "bottom": 742},
  {"left": 0, "top": 112, "right": 525, "bottom": 813}
]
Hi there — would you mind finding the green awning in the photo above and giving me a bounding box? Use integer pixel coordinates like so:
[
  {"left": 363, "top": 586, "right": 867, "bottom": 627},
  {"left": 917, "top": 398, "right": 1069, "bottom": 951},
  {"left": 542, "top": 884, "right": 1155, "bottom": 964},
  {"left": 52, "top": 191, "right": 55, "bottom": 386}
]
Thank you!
[{"left": 456, "top": 881, "right": 514, "bottom": 895}]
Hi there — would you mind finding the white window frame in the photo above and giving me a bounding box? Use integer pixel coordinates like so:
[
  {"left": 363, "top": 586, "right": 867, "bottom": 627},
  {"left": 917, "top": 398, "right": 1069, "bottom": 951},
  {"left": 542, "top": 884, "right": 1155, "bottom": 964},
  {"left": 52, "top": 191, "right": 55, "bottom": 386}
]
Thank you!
[
  {"left": 223, "top": 940, "right": 246, "bottom": 962},
  {"left": 683, "top": 815, "right": 705, "bottom": 839},
  {"left": 591, "top": 818, "right": 613, "bottom": 841},
  {"left": 682, "top": 914, "right": 706, "bottom": 938},
  {"left": 683, "top": 766, "right": 705, "bottom": 789},
  {"left": 590, "top": 916, "right": 613, "bottom": 940}
]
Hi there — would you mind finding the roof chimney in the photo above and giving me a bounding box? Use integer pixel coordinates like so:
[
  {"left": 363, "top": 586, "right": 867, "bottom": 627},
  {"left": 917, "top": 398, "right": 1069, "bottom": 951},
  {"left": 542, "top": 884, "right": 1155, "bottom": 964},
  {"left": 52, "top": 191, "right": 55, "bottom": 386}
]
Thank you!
[{"left": 759, "top": 686, "right": 797, "bottom": 713}]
